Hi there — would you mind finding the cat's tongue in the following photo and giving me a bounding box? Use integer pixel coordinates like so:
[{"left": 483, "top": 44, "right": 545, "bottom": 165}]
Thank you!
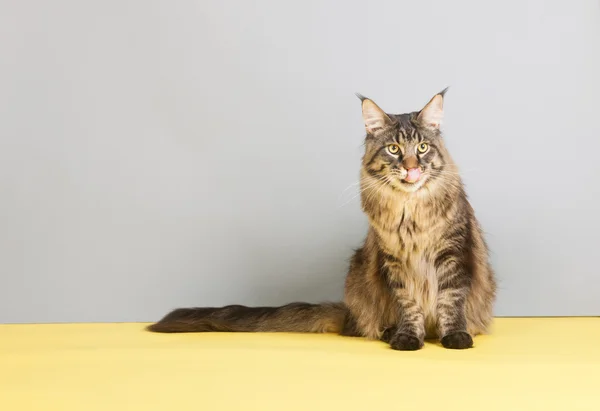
[{"left": 404, "top": 168, "right": 422, "bottom": 183}]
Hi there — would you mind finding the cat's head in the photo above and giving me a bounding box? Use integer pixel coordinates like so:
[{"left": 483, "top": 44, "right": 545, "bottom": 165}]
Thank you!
[{"left": 359, "top": 89, "right": 454, "bottom": 194}]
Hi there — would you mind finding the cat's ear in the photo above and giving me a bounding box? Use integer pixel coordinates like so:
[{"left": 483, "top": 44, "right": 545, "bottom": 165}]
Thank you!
[
  {"left": 356, "top": 94, "right": 394, "bottom": 134},
  {"left": 416, "top": 88, "right": 448, "bottom": 130}
]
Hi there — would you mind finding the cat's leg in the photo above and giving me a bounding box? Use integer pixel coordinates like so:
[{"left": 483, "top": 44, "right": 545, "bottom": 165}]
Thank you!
[
  {"left": 388, "top": 288, "right": 426, "bottom": 351},
  {"left": 339, "top": 312, "right": 363, "bottom": 337},
  {"left": 342, "top": 301, "right": 386, "bottom": 340},
  {"left": 343, "top": 247, "right": 391, "bottom": 340},
  {"left": 436, "top": 278, "right": 473, "bottom": 349}
]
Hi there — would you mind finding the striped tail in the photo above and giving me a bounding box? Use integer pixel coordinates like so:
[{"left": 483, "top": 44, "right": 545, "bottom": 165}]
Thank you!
[{"left": 146, "top": 302, "right": 347, "bottom": 334}]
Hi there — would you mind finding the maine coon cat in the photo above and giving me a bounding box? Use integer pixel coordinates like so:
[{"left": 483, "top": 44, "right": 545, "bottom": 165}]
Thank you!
[{"left": 148, "top": 89, "right": 497, "bottom": 350}]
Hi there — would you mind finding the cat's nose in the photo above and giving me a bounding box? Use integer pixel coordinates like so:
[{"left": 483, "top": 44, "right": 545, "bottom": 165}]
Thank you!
[{"left": 402, "top": 156, "right": 419, "bottom": 170}]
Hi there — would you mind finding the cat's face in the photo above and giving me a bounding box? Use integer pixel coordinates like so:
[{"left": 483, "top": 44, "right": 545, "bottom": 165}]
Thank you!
[{"left": 359, "top": 91, "right": 450, "bottom": 194}]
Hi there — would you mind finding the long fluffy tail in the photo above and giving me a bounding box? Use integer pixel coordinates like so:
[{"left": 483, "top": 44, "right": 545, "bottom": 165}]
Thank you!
[{"left": 146, "top": 302, "right": 347, "bottom": 334}]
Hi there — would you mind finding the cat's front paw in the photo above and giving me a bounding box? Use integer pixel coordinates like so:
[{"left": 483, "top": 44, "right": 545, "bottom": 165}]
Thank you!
[
  {"left": 389, "top": 333, "right": 423, "bottom": 351},
  {"left": 441, "top": 331, "right": 473, "bottom": 349},
  {"left": 380, "top": 326, "right": 396, "bottom": 343}
]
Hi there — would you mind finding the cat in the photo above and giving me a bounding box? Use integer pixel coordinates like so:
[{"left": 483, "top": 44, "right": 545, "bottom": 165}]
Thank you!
[{"left": 147, "top": 89, "right": 497, "bottom": 350}]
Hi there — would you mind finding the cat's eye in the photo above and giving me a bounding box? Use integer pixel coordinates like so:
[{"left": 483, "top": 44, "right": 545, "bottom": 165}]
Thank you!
[
  {"left": 387, "top": 144, "right": 400, "bottom": 155},
  {"left": 417, "top": 142, "right": 429, "bottom": 154}
]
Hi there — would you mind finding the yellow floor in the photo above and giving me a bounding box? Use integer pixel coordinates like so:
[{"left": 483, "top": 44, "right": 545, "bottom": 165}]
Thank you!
[{"left": 1, "top": 318, "right": 599, "bottom": 411}]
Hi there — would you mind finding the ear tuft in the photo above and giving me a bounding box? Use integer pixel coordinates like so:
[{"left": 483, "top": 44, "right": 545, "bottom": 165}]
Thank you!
[
  {"left": 355, "top": 92, "right": 367, "bottom": 102},
  {"left": 360, "top": 97, "right": 392, "bottom": 134}
]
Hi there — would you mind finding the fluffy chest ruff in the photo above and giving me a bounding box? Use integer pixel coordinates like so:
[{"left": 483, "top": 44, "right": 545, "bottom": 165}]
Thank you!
[
  {"left": 369, "top": 196, "right": 451, "bottom": 337},
  {"left": 379, "top": 231, "right": 441, "bottom": 336}
]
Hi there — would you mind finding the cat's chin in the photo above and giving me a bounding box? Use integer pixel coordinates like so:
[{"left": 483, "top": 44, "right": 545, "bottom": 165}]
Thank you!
[{"left": 394, "top": 176, "right": 428, "bottom": 193}]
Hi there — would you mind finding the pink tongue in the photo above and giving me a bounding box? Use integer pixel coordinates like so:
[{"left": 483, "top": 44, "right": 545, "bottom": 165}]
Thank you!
[{"left": 405, "top": 168, "right": 421, "bottom": 183}]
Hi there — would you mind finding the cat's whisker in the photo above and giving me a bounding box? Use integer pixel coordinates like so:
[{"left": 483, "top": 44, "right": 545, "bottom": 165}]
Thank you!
[
  {"left": 337, "top": 178, "right": 385, "bottom": 208},
  {"left": 337, "top": 181, "right": 367, "bottom": 203},
  {"left": 339, "top": 181, "right": 361, "bottom": 193},
  {"left": 342, "top": 177, "right": 381, "bottom": 191},
  {"left": 364, "top": 176, "right": 393, "bottom": 205},
  {"left": 361, "top": 180, "right": 382, "bottom": 204}
]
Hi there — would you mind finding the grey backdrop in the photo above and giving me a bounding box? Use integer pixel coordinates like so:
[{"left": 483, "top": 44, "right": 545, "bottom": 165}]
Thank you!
[{"left": 1, "top": 0, "right": 599, "bottom": 323}]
